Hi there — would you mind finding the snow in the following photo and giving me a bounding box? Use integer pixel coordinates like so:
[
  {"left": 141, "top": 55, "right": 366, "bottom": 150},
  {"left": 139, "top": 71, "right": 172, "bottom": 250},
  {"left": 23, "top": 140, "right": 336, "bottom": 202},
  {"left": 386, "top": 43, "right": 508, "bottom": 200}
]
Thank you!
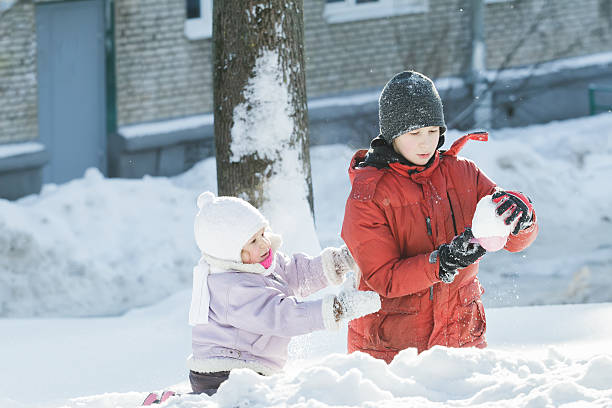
[
  {"left": 229, "top": 49, "right": 320, "bottom": 256},
  {"left": 472, "top": 195, "right": 512, "bottom": 240},
  {"left": 119, "top": 115, "right": 213, "bottom": 139},
  {"left": 229, "top": 50, "right": 293, "bottom": 163},
  {"left": 1, "top": 291, "right": 611, "bottom": 407},
  {"left": 488, "top": 50, "right": 612, "bottom": 82},
  {"left": 1, "top": 112, "right": 612, "bottom": 406},
  {"left": 0, "top": 169, "right": 198, "bottom": 317},
  {"left": 0, "top": 0, "right": 16, "bottom": 16},
  {"left": 453, "top": 115, "right": 612, "bottom": 306},
  {"left": 308, "top": 50, "right": 612, "bottom": 113},
  {"left": 472, "top": 194, "right": 513, "bottom": 251},
  {"left": 0, "top": 142, "right": 44, "bottom": 159}
]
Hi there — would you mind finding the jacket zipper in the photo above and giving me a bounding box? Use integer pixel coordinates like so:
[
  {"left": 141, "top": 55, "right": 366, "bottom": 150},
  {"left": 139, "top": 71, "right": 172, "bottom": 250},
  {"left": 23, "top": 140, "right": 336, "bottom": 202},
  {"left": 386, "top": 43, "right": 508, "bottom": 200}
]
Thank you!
[
  {"left": 447, "top": 193, "right": 458, "bottom": 235},
  {"left": 425, "top": 216, "right": 434, "bottom": 300}
]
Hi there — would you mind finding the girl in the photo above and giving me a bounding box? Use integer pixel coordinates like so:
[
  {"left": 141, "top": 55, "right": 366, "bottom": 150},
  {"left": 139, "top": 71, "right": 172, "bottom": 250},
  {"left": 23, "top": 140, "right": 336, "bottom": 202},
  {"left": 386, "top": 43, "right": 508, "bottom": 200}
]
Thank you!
[
  {"left": 187, "top": 191, "right": 380, "bottom": 395},
  {"left": 341, "top": 71, "right": 539, "bottom": 363}
]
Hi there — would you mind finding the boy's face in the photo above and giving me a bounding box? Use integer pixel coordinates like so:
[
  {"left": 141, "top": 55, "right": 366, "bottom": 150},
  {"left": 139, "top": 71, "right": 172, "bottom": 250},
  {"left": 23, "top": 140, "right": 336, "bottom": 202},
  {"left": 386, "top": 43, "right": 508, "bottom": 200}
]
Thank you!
[
  {"left": 241, "top": 227, "right": 272, "bottom": 264},
  {"left": 392, "top": 126, "right": 440, "bottom": 166}
]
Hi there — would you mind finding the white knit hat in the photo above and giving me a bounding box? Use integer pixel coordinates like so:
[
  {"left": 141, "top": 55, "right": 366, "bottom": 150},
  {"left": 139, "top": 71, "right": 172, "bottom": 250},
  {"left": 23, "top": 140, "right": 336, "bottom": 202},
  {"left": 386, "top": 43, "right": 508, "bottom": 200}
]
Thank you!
[{"left": 194, "top": 191, "right": 269, "bottom": 262}]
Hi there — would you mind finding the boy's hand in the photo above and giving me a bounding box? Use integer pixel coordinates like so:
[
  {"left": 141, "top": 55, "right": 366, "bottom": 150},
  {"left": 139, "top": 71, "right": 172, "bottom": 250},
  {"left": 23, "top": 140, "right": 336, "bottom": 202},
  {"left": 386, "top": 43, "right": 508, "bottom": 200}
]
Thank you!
[
  {"left": 436, "top": 227, "right": 486, "bottom": 283},
  {"left": 492, "top": 190, "right": 534, "bottom": 235}
]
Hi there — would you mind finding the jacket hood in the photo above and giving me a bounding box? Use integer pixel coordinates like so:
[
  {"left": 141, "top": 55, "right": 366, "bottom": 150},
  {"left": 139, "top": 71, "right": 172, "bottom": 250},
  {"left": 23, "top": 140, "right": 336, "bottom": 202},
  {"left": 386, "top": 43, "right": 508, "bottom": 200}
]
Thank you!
[{"left": 444, "top": 131, "right": 488, "bottom": 157}]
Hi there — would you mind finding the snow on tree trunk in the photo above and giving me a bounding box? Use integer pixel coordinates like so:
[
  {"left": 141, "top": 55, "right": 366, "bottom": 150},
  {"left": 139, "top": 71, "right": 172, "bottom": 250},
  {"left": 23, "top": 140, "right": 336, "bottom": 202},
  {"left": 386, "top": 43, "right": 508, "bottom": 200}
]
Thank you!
[{"left": 213, "top": 1, "right": 320, "bottom": 256}]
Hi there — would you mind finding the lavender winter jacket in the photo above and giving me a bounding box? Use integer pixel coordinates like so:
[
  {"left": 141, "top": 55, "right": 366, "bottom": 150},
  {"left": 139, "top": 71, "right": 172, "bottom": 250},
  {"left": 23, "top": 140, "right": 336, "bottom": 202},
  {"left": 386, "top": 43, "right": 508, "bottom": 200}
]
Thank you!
[{"left": 187, "top": 244, "right": 341, "bottom": 375}]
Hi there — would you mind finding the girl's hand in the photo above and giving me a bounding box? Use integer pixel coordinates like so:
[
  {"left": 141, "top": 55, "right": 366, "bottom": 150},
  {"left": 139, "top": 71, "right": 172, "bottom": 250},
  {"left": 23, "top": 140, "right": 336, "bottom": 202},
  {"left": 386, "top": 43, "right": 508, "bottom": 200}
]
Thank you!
[
  {"left": 322, "top": 245, "right": 360, "bottom": 285},
  {"left": 334, "top": 288, "right": 381, "bottom": 322},
  {"left": 322, "top": 271, "right": 381, "bottom": 330}
]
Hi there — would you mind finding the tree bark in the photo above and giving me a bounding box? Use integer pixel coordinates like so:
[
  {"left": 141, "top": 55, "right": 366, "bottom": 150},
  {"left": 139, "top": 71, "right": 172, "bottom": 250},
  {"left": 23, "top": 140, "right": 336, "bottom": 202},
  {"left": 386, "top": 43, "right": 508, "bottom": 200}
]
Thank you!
[{"left": 213, "top": 0, "right": 313, "bottom": 215}]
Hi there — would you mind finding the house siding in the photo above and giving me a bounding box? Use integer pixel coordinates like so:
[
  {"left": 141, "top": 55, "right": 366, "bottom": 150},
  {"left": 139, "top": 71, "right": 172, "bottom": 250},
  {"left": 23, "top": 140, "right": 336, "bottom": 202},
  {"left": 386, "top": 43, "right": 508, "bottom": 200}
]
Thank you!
[
  {"left": 0, "top": 1, "right": 38, "bottom": 144},
  {"left": 114, "top": 0, "right": 212, "bottom": 127},
  {"left": 486, "top": 0, "right": 612, "bottom": 69},
  {"left": 1, "top": 0, "right": 612, "bottom": 198},
  {"left": 112, "top": 0, "right": 612, "bottom": 127},
  {"left": 303, "top": 0, "right": 471, "bottom": 98}
]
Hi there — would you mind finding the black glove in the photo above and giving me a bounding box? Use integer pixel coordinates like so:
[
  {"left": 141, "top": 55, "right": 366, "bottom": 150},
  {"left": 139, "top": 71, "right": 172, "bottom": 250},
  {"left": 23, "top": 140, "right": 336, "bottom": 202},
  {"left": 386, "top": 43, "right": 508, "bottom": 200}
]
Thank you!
[
  {"left": 437, "top": 228, "right": 486, "bottom": 283},
  {"left": 492, "top": 190, "right": 534, "bottom": 235}
]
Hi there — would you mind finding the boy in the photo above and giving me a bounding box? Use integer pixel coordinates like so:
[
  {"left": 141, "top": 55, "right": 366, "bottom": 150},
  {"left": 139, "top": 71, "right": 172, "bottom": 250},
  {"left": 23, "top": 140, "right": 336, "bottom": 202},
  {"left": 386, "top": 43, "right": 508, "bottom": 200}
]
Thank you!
[{"left": 341, "top": 71, "right": 538, "bottom": 363}]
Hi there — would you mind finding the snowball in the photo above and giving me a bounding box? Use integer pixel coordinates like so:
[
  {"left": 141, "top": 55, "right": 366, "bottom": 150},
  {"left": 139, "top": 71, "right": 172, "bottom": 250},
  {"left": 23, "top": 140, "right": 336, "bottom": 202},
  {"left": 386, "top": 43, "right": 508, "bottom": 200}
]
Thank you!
[{"left": 471, "top": 194, "right": 515, "bottom": 252}]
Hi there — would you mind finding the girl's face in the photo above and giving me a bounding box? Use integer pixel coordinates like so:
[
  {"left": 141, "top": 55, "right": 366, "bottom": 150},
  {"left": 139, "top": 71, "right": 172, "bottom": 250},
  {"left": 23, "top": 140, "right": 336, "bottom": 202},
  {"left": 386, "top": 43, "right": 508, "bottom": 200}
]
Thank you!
[
  {"left": 241, "top": 227, "right": 272, "bottom": 264},
  {"left": 392, "top": 126, "right": 440, "bottom": 166}
]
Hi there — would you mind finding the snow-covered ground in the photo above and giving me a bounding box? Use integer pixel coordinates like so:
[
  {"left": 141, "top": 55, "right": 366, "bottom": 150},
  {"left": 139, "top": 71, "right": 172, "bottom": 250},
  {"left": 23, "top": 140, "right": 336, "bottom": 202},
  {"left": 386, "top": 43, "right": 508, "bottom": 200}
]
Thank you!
[
  {"left": 1, "top": 113, "right": 612, "bottom": 407},
  {"left": 2, "top": 291, "right": 612, "bottom": 407}
]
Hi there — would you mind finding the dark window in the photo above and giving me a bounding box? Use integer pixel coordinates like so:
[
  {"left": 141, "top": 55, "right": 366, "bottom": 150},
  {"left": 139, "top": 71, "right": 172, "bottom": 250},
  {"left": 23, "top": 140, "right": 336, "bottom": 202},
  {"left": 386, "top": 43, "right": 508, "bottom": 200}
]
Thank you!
[
  {"left": 326, "top": 0, "right": 345, "bottom": 3},
  {"left": 356, "top": 0, "right": 379, "bottom": 3},
  {"left": 186, "top": 0, "right": 200, "bottom": 19}
]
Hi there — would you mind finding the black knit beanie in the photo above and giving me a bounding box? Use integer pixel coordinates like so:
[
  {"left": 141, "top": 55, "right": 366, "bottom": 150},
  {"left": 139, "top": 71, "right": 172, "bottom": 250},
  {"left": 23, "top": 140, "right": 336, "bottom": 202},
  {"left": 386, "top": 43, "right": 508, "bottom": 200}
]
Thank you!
[{"left": 378, "top": 71, "right": 446, "bottom": 145}]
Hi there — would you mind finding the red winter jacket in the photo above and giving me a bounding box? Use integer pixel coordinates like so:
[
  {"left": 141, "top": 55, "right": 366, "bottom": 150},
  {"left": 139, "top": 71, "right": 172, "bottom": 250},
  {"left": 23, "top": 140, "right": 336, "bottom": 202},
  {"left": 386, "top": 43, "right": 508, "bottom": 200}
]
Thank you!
[{"left": 341, "top": 133, "right": 538, "bottom": 363}]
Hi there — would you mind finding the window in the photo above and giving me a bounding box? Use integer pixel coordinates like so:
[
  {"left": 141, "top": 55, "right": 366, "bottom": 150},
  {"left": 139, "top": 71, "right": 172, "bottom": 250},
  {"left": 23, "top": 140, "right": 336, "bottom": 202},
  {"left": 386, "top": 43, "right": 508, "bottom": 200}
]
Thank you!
[
  {"left": 185, "top": 0, "right": 213, "bottom": 40},
  {"left": 323, "top": 0, "right": 428, "bottom": 24}
]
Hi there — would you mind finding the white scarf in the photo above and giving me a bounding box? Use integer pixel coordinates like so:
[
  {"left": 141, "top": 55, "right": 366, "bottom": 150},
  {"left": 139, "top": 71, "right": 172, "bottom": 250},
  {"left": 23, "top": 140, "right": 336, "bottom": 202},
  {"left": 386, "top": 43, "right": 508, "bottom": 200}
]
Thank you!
[{"left": 188, "top": 233, "right": 281, "bottom": 326}]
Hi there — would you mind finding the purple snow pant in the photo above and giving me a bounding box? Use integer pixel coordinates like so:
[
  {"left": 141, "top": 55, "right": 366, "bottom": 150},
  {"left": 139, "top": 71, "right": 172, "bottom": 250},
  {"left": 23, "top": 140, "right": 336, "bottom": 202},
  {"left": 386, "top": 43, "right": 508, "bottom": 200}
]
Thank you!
[{"left": 189, "top": 371, "right": 230, "bottom": 395}]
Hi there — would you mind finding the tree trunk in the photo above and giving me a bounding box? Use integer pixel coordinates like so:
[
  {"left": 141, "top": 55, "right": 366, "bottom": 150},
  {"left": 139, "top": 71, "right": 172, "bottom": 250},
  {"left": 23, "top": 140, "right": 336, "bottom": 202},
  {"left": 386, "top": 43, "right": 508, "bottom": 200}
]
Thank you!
[{"left": 213, "top": 0, "right": 318, "bottom": 254}]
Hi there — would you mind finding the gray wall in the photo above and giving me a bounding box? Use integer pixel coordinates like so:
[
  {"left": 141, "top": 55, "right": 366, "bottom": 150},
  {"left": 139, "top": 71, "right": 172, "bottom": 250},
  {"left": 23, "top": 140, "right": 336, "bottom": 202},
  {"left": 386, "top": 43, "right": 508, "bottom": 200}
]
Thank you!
[
  {"left": 2, "top": 0, "right": 612, "bottom": 197},
  {"left": 114, "top": 0, "right": 213, "bottom": 126},
  {"left": 112, "top": 0, "right": 612, "bottom": 129},
  {"left": 303, "top": 0, "right": 472, "bottom": 99},
  {"left": 3, "top": 0, "right": 612, "bottom": 140},
  {"left": 0, "top": 1, "right": 38, "bottom": 145},
  {"left": 486, "top": 0, "right": 612, "bottom": 69}
]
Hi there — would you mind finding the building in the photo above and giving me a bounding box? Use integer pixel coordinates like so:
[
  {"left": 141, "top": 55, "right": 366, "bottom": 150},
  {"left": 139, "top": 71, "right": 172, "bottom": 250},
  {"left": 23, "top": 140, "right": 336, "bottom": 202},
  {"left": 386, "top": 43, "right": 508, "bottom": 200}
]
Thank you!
[{"left": 1, "top": 0, "right": 611, "bottom": 199}]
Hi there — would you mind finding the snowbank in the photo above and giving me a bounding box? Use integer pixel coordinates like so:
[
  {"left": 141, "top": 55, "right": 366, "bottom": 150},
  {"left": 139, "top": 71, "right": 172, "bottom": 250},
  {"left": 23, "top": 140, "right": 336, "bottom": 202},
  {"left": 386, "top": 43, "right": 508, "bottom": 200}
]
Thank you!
[
  {"left": 2, "top": 289, "right": 610, "bottom": 407},
  {"left": 453, "top": 115, "right": 612, "bottom": 306},
  {"left": 0, "top": 170, "right": 201, "bottom": 317},
  {"left": 1, "top": 114, "right": 611, "bottom": 317}
]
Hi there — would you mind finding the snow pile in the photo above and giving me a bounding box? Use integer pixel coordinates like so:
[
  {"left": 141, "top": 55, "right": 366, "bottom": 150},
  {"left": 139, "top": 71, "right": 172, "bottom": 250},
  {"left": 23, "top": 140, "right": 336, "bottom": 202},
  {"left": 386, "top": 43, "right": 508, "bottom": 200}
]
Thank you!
[
  {"left": 185, "top": 348, "right": 612, "bottom": 408},
  {"left": 49, "top": 348, "right": 612, "bottom": 407},
  {"left": 1, "top": 114, "right": 612, "bottom": 317},
  {"left": 0, "top": 169, "right": 202, "bottom": 317},
  {"left": 3, "top": 288, "right": 610, "bottom": 408},
  {"left": 452, "top": 114, "right": 612, "bottom": 306}
]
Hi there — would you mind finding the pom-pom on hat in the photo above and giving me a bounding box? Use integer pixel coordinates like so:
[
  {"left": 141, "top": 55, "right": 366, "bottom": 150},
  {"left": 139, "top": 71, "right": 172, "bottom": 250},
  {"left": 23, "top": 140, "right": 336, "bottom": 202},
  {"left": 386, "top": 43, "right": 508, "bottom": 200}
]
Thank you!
[
  {"left": 194, "top": 191, "right": 269, "bottom": 262},
  {"left": 378, "top": 71, "right": 446, "bottom": 144}
]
